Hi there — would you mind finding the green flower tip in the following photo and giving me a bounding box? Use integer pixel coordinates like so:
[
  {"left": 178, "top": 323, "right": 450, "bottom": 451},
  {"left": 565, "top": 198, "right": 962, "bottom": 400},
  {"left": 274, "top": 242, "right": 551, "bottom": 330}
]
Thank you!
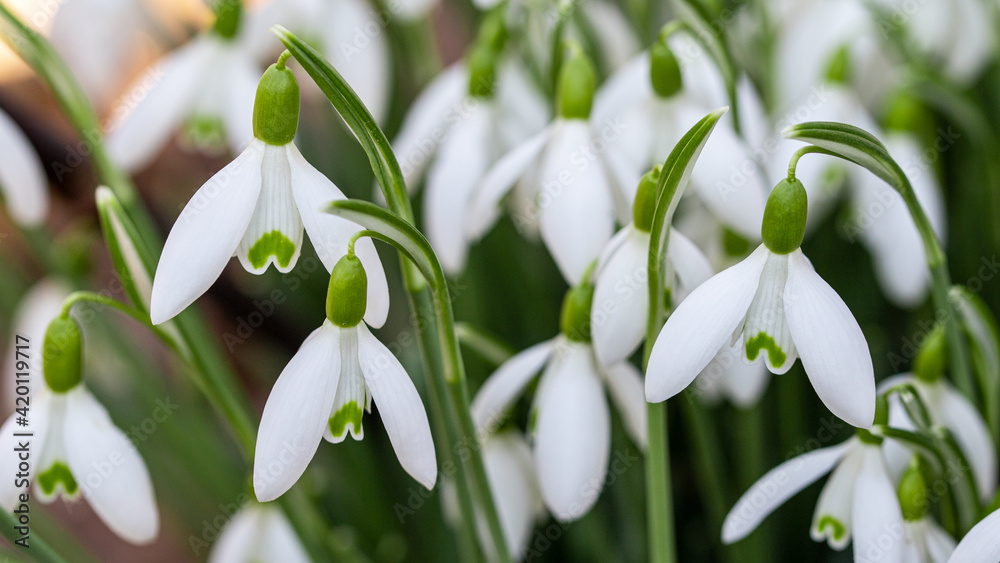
[
  {"left": 212, "top": 0, "right": 242, "bottom": 39},
  {"left": 43, "top": 316, "right": 83, "bottom": 394},
  {"left": 884, "top": 91, "right": 935, "bottom": 138},
  {"left": 253, "top": 63, "right": 300, "bottom": 146},
  {"left": 825, "top": 45, "right": 851, "bottom": 85},
  {"left": 650, "top": 35, "right": 682, "bottom": 99},
  {"left": 467, "top": 45, "right": 497, "bottom": 99},
  {"left": 761, "top": 178, "right": 808, "bottom": 254},
  {"left": 898, "top": 461, "right": 929, "bottom": 521},
  {"left": 475, "top": 10, "right": 508, "bottom": 53},
  {"left": 914, "top": 324, "right": 947, "bottom": 383},
  {"left": 557, "top": 48, "right": 597, "bottom": 120},
  {"left": 722, "top": 228, "right": 751, "bottom": 257},
  {"left": 560, "top": 283, "right": 594, "bottom": 342},
  {"left": 632, "top": 166, "right": 661, "bottom": 232},
  {"left": 326, "top": 254, "right": 368, "bottom": 328}
]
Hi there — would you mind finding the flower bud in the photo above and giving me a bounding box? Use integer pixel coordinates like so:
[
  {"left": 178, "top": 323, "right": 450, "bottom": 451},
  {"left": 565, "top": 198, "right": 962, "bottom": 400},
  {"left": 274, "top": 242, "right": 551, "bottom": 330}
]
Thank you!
[
  {"left": 650, "top": 36, "right": 682, "bottom": 99},
  {"left": 467, "top": 45, "right": 497, "bottom": 99},
  {"left": 898, "top": 459, "right": 930, "bottom": 521},
  {"left": 43, "top": 316, "right": 83, "bottom": 393},
  {"left": 326, "top": 254, "right": 368, "bottom": 328},
  {"left": 761, "top": 178, "right": 808, "bottom": 254},
  {"left": 557, "top": 49, "right": 597, "bottom": 120},
  {"left": 632, "top": 167, "right": 661, "bottom": 232},
  {"left": 723, "top": 228, "right": 751, "bottom": 258},
  {"left": 914, "top": 324, "right": 947, "bottom": 383},
  {"left": 253, "top": 62, "right": 300, "bottom": 146},
  {"left": 213, "top": 0, "right": 242, "bottom": 40},
  {"left": 884, "top": 92, "right": 937, "bottom": 142},
  {"left": 560, "top": 283, "right": 594, "bottom": 342},
  {"left": 824, "top": 45, "right": 851, "bottom": 84}
]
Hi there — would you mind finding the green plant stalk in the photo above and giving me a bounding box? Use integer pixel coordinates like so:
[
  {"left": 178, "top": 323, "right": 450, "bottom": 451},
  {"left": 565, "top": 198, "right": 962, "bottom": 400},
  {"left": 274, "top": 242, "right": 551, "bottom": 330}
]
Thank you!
[
  {"left": 0, "top": 509, "right": 68, "bottom": 563},
  {"left": 678, "top": 397, "right": 730, "bottom": 559},
  {"left": 456, "top": 323, "right": 516, "bottom": 366},
  {"left": 276, "top": 29, "right": 510, "bottom": 561}
]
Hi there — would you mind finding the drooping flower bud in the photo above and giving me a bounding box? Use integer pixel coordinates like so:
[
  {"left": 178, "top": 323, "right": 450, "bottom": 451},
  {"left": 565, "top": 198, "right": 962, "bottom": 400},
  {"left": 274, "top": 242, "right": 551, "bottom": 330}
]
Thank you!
[
  {"left": 474, "top": 10, "right": 507, "bottom": 54},
  {"left": 43, "top": 316, "right": 83, "bottom": 393},
  {"left": 213, "top": 0, "right": 242, "bottom": 40},
  {"left": 632, "top": 167, "right": 661, "bottom": 232},
  {"left": 560, "top": 283, "right": 595, "bottom": 342},
  {"left": 898, "top": 459, "right": 930, "bottom": 521},
  {"left": 253, "top": 59, "right": 300, "bottom": 146},
  {"left": 884, "top": 91, "right": 937, "bottom": 143},
  {"left": 326, "top": 254, "right": 368, "bottom": 328},
  {"left": 467, "top": 45, "right": 498, "bottom": 99},
  {"left": 761, "top": 178, "right": 808, "bottom": 254},
  {"left": 556, "top": 48, "right": 597, "bottom": 120},
  {"left": 650, "top": 34, "right": 682, "bottom": 99},
  {"left": 913, "top": 324, "right": 947, "bottom": 383}
]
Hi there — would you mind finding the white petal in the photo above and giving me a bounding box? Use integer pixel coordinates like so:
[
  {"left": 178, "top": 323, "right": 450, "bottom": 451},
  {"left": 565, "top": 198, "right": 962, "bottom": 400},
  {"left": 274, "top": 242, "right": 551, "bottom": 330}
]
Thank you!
[
  {"left": 2, "top": 279, "right": 69, "bottom": 416},
  {"left": 208, "top": 505, "right": 258, "bottom": 563},
  {"left": 466, "top": 125, "right": 552, "bottom": 241},
  {"left": 695, "top": 336, "right": 771, "bottom": 408},
  {"left": 0, "top": 393, "right": 50, "bottom": 511},
  {"left": 850, "top": 447, "right": 905, "bottom": 563},
  {"left": 356, "top": 323, "right": 437, "bottom": 489},
  {"left": 483, "top": 432, "right": 542, "bottom": 559},
  {"left": 471, "top": 339, "right": 557, "bottom": 433},
  {"left": 219, "top": 49, "right": 258, "bottom": 154},
  {"left": 579, "top": 1, "right": 639, "bottom": 70},
  {"left": 326, "top": 328, "right": 367, "bottom": 443},
  {"left": 237, "top": 143, "right": 304, "bottom": 274},
  {"left": 323, "top": 0, "right": 391, "bottom": 124},
  {"left": 723, "top": 440, "right": 851, "bottom": 543},
  {"left": 591, "top": 227, "right": 649, "bottom": 366},
  {"left": 784, "top": 250, "right": 875, "bottom": 427},
  {"left": 393, "top": 64, "right": 467, "bottom": 188},
  {"left": 667, "top": 228, "right": 715, "bottom": 299},
  {"left": 394, "top": 0, "right": 436, "bottom": 21},
  {"left": 646, "top": 245, "right": 769, "bottom": 403},
  {"left": 495, "top": 58, "right": 550, "bottom": 150},
  {"left": 811, "top": 442, "right": 865, "bottom": 549},
  {"left": 254, "top": 322, "right": 342, "bottom": 502},
  {"left": 742, "top": 252, "right": 798, "bottom": 374},
  {"left": 591, "top": 53, "right": 650, "bottom": 126},
  {"left": 424, "top": 101, "right": 493, "bottom": 274},
  {"left": 950, "top": 508, "right": 1000, "bottom": 563},
  {"left": 923, "top": 518, "right": 957, "bottom": 563},
  {"left": 538, "top": 121, "right": 615, "bottom": 284},
  {"left": 0, "top": 107, "right": 47, "bottom": 226},
  {"left": 150, "top": 140, "right": 264, "bottom": 325},
  {"left": 287, "top": 144, "right": 390, "bottom": 328},
  {"left": 64, "top": 387, "right": 159, "bottom": 544},
  {"left": 937, "top": 383, "right": 997, "bottom": 501},
  {"left": 105, "top": 37, "right": 212, "bottom": 171},
  {"left": 258, "top": 506, "right": 312, "bottom": 562},
  {"left": 533, "top": 343, "right": 611, "bottom": 521},
  {"left": 601, "top": 362, "right": 647, "bottom": 450}
]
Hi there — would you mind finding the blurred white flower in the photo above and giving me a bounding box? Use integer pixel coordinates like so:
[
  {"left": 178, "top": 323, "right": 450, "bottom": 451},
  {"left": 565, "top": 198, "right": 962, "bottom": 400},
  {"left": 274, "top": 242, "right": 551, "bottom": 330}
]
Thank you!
[
  {"left": 208, "top": 504, "right": 310, "bottom": 563},
  {"left": 691, "top": 337, "right": 771, "bottom": 409},
  {"left": 723, "top": 437, "right": 904, "bottom": 563},
  {"left": 0, "top": 107, "right": 48, "bottom": 226},
  {"left": 949, "top": 507, "right": 1000, "bottom": 563},
  {"left": 903, "top": 516, "right": 956, "bottom": 563}
]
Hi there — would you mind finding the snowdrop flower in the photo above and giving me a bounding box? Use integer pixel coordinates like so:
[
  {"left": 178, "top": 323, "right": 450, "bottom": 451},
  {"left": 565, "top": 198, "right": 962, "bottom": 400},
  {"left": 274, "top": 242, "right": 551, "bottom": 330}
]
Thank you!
[
  {"left": 949, "top": 507, "right": 1000, "bottom": 563},
  {"left": 896, "top": 460, "right": 957, "bottom": 562},
  {"left": 691, "top": 337, "right": 772, "bottom": 408},
  {"left": 593, "top": 30, "right": 769, "bottom": 239},
  {"left": 590, "top": 168, "right": 713, "bottom": 366},
  {"left": 467, "top": 47, "right": 627, "bottom": 284},
  {"left": 471, "top": 282, "right": 647, "bottom": 520},
  {"left": 150, "top": 56, "right": 388, "bottom": 326},
  {"left": 105, "top": 3, "right": 258, "bottom": 171},
  {"left": 3, "top": 279, "right": 69, "bottom": 416},
  {"left": 722, "top": 433, "right": 903, "bottom": 562},
  {"left": 253, "top": 254, "right": 436, "bottom": 501},
  {"left": 208, "top": 504, "right": 309, "bottom": 563},
  {"left": 0, "top": 316, "right": 159, "bottom": 544},
  {"left": 646, "top": 177, "right": 876, "bottom": 427},
  {"left": 0, "top": 106, "right": 47, "bottom": 226},
  {"left": 243, "top": 0, "right": 392, "bottom": 123}
]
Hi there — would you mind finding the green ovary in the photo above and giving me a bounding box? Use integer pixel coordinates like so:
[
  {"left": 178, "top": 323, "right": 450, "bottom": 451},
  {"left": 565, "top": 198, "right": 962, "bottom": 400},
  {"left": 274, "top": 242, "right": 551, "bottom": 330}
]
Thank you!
[
  {"left": 816, "top": 515, "right": 846, "bottom": 541},
  {"left": 745, "top": 333, "right": 787, "bottom": 368},
  {"left": 329, "top": 401, "right": 364, "bottom": 440},
  {"left": 38, "top": 462, "right": 78, "bottom": 497},
  {"left": 248, "top": 231, "right": 296, "bottom": 269}
]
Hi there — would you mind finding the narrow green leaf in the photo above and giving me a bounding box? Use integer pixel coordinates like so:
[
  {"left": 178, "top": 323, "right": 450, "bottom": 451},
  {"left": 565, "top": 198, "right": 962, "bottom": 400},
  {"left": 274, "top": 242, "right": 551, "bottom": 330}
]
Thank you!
[
  {"left": 951, "top": 286, "right": 1000, "bottom": 444},
  {"left": 782, "top": 121, "right": 906, "bottom": 190},
  {"left": 95, "top": 187, "right": 156, "bottom": 312}
]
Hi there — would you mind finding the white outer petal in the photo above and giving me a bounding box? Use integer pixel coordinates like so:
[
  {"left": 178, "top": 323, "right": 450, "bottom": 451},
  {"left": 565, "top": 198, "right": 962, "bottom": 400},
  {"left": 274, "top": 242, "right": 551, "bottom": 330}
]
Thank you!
[
  {"left": 482, "top": 432, "right": 543, "bottom": 560},
  {"left": 2, "top": 279, "right": 69, "bottom": 416},
  {"left": 254, "top": 322, "right": 342, "bottom": 502},
  {"left": 207, "top": 505, "right": 258, "bottom": 563},
  {"left": 0, "top": 107, "right": 47, "bottom": 226},
  {"left": 783, "top": 250, "right": 875, "bottom": 428},
  {"left": 64, "top": 387, "right": 159, "bottom": 544},
  {"left": 646, "top": 245, "right": 769, "bottom": 402},
  {"left": 668, "top": 228, "right": 715, "bottom": 297},
  {"left": 393, "top": 64, "right": 467, "bottom": 188},
  {"left": 601, "top": 362, "right": 647, "bottom": 450},
  {"left": 150, "top": 140, "right": 265, "bottom": 325},
  {"left": 591, "top": 53, "right": 650, "bottom": 126},
  {"left": 258, "top": 506, "right": 312, "bottom": 562},
  {"left": 850, "top": 446, "right": 904, "bottom": 563},
  {"left": 591, "top": 226, "right": 649, "bottom": 366},
  {"left": 0, "top": 392, "right": 50, "bottom": 511},
  {"left": 323, "top": 0, "right": 392, "bottom": 124},
  {"left": 938, "top": 383, "right": 998, "bottom": 501},
  {"left": 722, "top": 440, "right": 851, "bottom": 543},
  {"left": 356, "top": 323, "right": 437, "bottom": 489},
  {"left": 471, "top": 339, "right": 556, "bottom": 433},
  {"left": 949, "top": 508, "right": 1000, "bottom": 563}
]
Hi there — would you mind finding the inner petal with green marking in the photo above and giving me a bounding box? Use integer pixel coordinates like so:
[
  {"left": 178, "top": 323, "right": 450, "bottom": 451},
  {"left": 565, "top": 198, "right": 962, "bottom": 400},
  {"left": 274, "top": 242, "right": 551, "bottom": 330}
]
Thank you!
[
  {"left": 741, "top": 253, "right": 798, "bottom": 374},
  {"left": 815, "top": 515, "right": 846, "bottom": 542},
  {"left": 326, "top": 328, "right": 368, "bottom": 443},
  {"left": 236, "top": 143, "right": 304, "bottom": 274},
  {"left": 38, "top": 461, "right": 79, "bottom": 498}
]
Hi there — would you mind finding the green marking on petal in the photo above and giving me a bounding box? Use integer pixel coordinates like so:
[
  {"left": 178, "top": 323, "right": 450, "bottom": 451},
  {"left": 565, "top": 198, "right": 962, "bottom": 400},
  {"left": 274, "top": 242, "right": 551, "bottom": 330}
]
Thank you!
[
  {"left": 329, "top": 400, "right": 364, "bottom": 440},
  {"left": 746, "top": 333, "right": 787, "bottom": 367},
  {"left": 248, "top": 231, "right": 296, "bottom": 269},
  {"left": 182, "top": 115, "right": 227, "bottom": 150},
  {"left": 816, "top": 515, "right": 846, "bottom": 541},
  {"left": 38, "top": 462, "right": 77, "bottom": 497}
]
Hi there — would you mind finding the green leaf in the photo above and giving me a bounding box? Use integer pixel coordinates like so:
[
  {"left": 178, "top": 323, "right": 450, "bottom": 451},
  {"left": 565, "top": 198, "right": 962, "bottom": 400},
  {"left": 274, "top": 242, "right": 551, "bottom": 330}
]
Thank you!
[
  {"left": 671, "top": 0, "right": 740, "bottom": 126},
  {"left": 951, "top": 286, "right": 1000, "bottom": 444},
  {"left": 782, "top": 121, "right": 906, "bottom": 190}
]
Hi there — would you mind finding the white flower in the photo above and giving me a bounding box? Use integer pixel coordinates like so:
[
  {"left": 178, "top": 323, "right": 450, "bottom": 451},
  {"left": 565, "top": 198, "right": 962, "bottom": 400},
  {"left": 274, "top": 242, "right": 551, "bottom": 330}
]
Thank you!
[
  {"left": 105, "top": 33, "right": 258, "bottom": 172},
  {"left": 0, "top": 107, "right": 48, "bottom": 226},
  {"left": 471, "top": 336, "right": 646, "bottom": 521},
  {"left": 949, "top": 507, "right": 1000, "bottom": 563},
  {"left": 208, "top": 504, "right": 310, "bottom": 563},
  {"left": 691, "top": 336, "right": 771, "bottom": 408},
  {"left": 880, "top": 373, "right": 997, "bottom": 501},
  {"left": 2, "top": 279, "right": 69, "bottom": 416},
  {"left": 253, "top": 318, "right": 437, "bottom": 500},
  {"left": 723, "top": 437, "right": 904, "bottom": 563},
  {"left": 903, "top": 517, "right": 956, "bottom": 563},
  {"left": 591, "top": 224, "right": 713, "bottom": 366},
  {"left": 244, "top": 0, "right": 392, "bottom": 123},
  {"left": 0, "top": 385, "right": 159, "bottom": 544},
  {"left": 645, "top": 243, "right": 875, "bottom": 427},
  {"left": 391, "top": 59, "right": 548, "bottom": 274}
]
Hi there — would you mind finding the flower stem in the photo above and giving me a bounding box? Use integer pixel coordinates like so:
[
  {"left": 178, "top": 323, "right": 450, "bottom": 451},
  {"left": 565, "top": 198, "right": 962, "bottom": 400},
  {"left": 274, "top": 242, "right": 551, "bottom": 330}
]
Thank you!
[
  {"left": 645, "top": 401, "right": 677, "bottom": 563},
  {"left": 0, "top": 509, "right": 68, "bottom": 563}
]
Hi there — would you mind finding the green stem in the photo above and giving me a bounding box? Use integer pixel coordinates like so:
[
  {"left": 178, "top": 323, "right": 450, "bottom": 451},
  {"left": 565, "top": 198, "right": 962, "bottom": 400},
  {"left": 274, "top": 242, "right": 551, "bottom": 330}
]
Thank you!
[
  {"left": 0, "top": 509, "right": 68, "bottom": 563},
  {"left": 645, "top": 402, "right": 676, "bottom": 563},
  {"left": 456, "top": 323, "right": 515, "bottom": 367},
  {"left": 678, "top": 398, "right": 728, "bottom": 553}
]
